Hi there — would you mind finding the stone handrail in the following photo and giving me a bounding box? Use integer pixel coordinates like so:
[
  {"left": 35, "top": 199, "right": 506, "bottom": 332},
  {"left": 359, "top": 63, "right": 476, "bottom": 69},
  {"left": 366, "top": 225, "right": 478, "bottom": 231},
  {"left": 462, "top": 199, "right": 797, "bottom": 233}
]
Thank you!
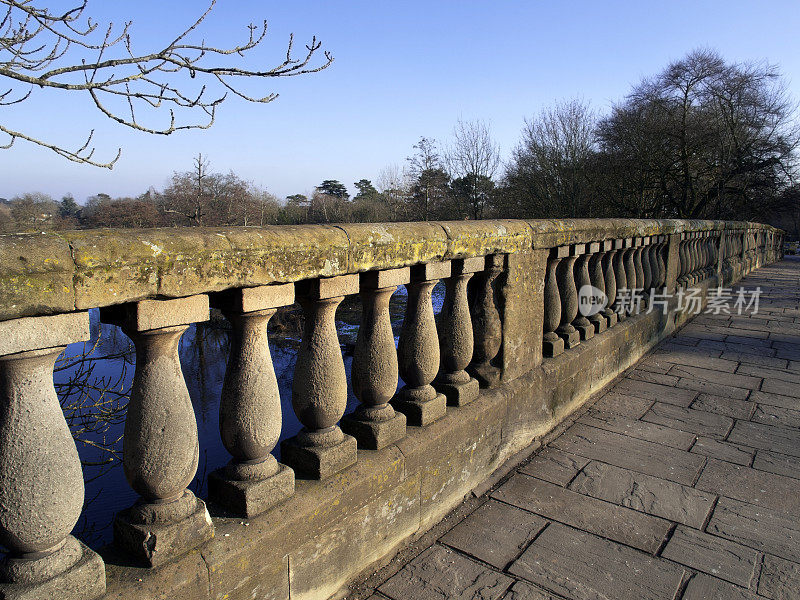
[{"left": 0, "top": 219, "right": 784, "bottom": 600}]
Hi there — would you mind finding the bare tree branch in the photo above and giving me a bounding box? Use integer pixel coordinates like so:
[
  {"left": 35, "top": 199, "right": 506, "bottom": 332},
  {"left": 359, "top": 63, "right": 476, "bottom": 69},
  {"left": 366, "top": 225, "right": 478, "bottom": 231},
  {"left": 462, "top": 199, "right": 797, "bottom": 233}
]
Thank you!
[{"left": 0, "top": 0, "right": 333, "bottom": 166}]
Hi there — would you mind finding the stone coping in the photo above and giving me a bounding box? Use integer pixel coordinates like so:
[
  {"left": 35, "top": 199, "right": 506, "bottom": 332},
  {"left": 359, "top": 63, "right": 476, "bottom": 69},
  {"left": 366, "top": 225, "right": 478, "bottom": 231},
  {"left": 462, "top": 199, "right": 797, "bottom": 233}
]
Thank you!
[{"left": 0, "top": 219, "right": 782, "bottom": 322}]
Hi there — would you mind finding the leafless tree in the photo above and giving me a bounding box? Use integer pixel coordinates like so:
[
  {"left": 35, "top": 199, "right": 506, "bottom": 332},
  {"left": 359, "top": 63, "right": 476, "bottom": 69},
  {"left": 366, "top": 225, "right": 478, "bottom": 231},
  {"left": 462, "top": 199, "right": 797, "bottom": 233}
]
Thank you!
[
  {"left": 0, "top": 1, "right": 333, "bottom": 167},
  {"left": 406, "top": 136, "right": 449, "bottom": 220},
  {"left": 445, "top": 118, "right": 501, "bottom": 219},
  {"left": 504, "top": 98, "right": 597, "bottom": 218}
]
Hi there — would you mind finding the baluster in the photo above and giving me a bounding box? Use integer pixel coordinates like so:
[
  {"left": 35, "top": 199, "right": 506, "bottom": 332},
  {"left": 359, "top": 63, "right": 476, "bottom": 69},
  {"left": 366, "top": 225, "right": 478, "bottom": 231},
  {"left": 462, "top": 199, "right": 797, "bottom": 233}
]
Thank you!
[
  {"left": 392, "top": 262, "right": 449, "bottom": 426},
  {"left": 587, "top": 243, "right": 607, "bottom": 334},
  {"left": 572, "top": 246, "right": 595, "bottom": 340},
  {"left": 657, "top": 235, "right": 668, "bottom": 289},
  {"left": 434, "top": 257, "right": 482, "bottom": 406},
  {"left": 468, "top": 254, "right": 505, "bottom": 387},
  {"left": 281, "top": 275, "right": 359, "bottom": 479},
  {"left": 640, "top": 237, "right": 653, "bottom": 307},
  {"left": 690, "top": 234, "right": 700, "bottom": 284},
  {"left": 556, "top": 246, "right": 581, "bottom": 348},
  {"left": 100, "top": 296, "right": 213, "bottom": 567},
  {"left": 342, "top": 269, "right": 408, "bottom": 450},
  {"left": 601, "top": 240, "right": 619, "bottom": 328},
  {"left": 677, "top": 234, "right": 688, "bottom": 288},
  {"left": 623, "top": 239, "right": 637, "bottom": 315},
  {"left": 633, "top": 238, "right": 645, "bottom": 312},
  {"left": 208, "top": 284, "right": 295, "bottom": 517},
  {"left": 613, "top": 239, "right": 628, "bottom": 322},
  {"left": 543, "top": 249, "right": 565, "bottom": 358},
  {"left": 0, "top": 313, "right": 105, "bottom": 598},
  {"left": 647, "top": 236, "right": 660, "bottom": 295}
]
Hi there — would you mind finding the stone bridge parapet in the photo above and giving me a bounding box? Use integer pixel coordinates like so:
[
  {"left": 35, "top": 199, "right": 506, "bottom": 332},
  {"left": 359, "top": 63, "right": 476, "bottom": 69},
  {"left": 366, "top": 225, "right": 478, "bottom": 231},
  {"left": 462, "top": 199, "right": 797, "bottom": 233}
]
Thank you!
[{"left": 0, "top": 219, "right": 784, "bottom": 599}]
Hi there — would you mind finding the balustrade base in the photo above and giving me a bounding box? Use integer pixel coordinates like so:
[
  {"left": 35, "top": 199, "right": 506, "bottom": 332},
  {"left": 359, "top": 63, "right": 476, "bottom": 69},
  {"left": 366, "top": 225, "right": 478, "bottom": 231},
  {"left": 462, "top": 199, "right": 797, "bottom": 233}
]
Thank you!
[
  {"left": 114, "top": 494, "right": 214, "bottom": 568},
  {"left": 604, "top": 311, "right": 618, "bottom": 329},
  {"left": 575, "top": 322, "right": 595, "bottom": 341},
  {"left": 392, "top": 392, "right": 447, "bottom": 427},
  {"left": 341, "top": 411, "right": 407, "bottom": 450},
  {"left": 562, "top": 332, "right": 581, "bottom": 348},
  {"left": 0, "top": 537, "right": 105, "bottom": 600},
  {"left": 467, "top": 362, "right": 502, "bottom": 388},
  {"left": 589, "top": 315, "right": 607, "bottom": 334},
  {"left": 435, "top": 377, "right": 479, "bottom": 407},
  {"left": 543, "top": 336, "right": 565, "bottom": 358},
  {"left": 281, "top": 433, "right": 358, "bottom": 480},
  {"left": 208, "top": 463, "right": 294, "bottom": 517}
]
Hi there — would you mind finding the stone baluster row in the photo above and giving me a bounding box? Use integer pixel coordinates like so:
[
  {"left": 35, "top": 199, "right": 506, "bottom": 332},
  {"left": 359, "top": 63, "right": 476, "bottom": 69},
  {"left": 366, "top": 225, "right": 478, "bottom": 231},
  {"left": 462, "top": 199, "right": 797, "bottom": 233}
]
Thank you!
[{"left": 542, "top": 236, "right": 672, "bottom": 359}]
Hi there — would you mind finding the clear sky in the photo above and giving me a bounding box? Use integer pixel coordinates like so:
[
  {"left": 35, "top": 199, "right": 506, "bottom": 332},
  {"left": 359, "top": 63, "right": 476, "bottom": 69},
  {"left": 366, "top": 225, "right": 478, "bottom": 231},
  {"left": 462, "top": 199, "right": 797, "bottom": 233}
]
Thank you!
[{"left": 2, "top": 0, "right": 799, "bottom": 203}]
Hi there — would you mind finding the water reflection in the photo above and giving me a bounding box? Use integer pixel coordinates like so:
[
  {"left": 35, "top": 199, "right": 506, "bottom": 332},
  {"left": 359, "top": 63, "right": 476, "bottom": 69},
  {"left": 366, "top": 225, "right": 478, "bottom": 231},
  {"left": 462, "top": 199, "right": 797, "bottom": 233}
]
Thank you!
[{"left": 56, "top": 281, "right": 445, "bottom": 549}]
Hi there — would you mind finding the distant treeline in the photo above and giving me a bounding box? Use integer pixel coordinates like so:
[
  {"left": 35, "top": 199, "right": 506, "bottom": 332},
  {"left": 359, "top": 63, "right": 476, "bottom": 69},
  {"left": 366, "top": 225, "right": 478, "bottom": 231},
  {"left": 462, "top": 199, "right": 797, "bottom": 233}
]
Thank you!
[{"left": 2, "top": 50, "right": 798, "bottom": 237}]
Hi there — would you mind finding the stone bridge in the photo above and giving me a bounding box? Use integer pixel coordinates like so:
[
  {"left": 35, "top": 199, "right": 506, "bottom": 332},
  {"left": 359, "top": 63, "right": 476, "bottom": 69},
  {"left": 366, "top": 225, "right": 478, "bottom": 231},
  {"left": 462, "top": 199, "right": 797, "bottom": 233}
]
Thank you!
[{"left": 0, "top": 219, "right": 786, "bottom": 600}]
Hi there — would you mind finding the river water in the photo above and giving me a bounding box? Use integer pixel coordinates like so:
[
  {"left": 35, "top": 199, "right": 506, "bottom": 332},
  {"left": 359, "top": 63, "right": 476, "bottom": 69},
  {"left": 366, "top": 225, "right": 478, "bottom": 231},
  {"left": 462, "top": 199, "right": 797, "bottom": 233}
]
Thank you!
[{"left": 53, "top": 283, "right": 445, "bottom": 549}]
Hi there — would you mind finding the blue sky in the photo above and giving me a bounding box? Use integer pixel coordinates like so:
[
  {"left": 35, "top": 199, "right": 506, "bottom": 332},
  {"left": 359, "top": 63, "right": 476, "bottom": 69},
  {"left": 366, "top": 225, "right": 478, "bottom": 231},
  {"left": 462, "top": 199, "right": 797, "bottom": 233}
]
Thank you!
[{"left": 2, "top": 1, "right": 799, "bottom": 203}]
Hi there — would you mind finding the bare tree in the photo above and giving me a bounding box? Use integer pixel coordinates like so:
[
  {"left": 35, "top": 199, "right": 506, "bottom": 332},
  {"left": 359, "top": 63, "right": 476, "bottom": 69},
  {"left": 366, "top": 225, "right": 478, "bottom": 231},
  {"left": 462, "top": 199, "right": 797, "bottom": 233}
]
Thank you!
[
  {"left": 406, "top": 136, "right": 449, "bottom": 220},
  {"left": 445, "top": 118, "right": 500, "bottom": 219},
  {"left": 504, "top": 98, "right": 597, "bottom": 218},
  {"left": 0, "top": 1, "right": 333, "bottom": 167}
]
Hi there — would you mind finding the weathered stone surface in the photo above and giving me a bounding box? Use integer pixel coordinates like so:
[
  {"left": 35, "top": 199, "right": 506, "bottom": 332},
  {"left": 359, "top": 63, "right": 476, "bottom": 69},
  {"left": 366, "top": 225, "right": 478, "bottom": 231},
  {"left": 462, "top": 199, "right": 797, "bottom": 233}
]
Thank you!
[
  {"left": 440, "top": 219, "right": 532, "bottom": 259},
  {"left": 662, "top": 525, "right": 757, "bottom": 586},
  {"left": 280, "top": 433, "right": 358, "bottom": 480},
  {"left": 708, "top": 497, "right": 800, "bottom": 562},
  {"left": 499, "top": 580, "right": 563, "bottom": 600},
  {"left": 0, "top": 311, "right": 89, "bottom": 356},
  {"left": 569, "top": 462, "right": 714, "bottom": 528},
  {"left": 752, "top": 404, "right": 800, "bottom": 428},
  {"left": 360, "top": 266, "right": 411, "bottom": 289},
  {"left": 753, "top": 449, "right": 800, "bottom": 479},
  {"left": 696, "top": 459, "right": 800, "bottom": 515},
  {"left": 681, "top": 574, "right": 756, "bottom": 600},
  {"left": 758, "top": 554, "right": 800, "bottom": 600},
  {"left": 501, "top": 250, "right": 545, "bottom": 380},
  {"left": 691, "top": 393, "right": 754, "bottom": 419},
  {"left": 642, "top": 402, "right": 734, "bottom": 437},
  {"left": 668, "top": 363, "right": 762, "bottom": 390},
  {"left": 492, "top": 474, "right": 671, "bottom": 552},
  {"left": 440, "top": 500, "right": 547, "bottom": 569},
  {"left": 518, "top": 448, "right": 589, "bottom": 487},
  {"left": 613, "top": 379, "right": 698, "bottom": 407},
  {"left": 508, "top": 523, "right": 685, "bottom": 600},
  {"left": 297, "top": 273, "right": 359, "bottom": 300},
  {"left": 209, "top": 282, "right": 294, "bottom": 312},
  {"left": 101, "top": 294, "right": 209, "bottom": 331},
  {"left": 550, "top": 423, "right": 706, "bottom": 484},
  {"left": 0, "top": 232, "right": 75, "bottom": 321},
  {"left": 0, "top": 539, "right": 106, "bottom": 600},
  {"left": 208, "top": 463, "right": 294, "bottom": 518},
  {"left": 578, "top": 412, "right": 696, "bottom": 449},
  {"left": 589, "top": 392, "right": 653, "bottom": 419},
  {"left": 728, "top": 421, "right": 800, "bottom": 457},
  {"left": 379, "top": 545, "right": 512, "bottom": 600},
  {"left": 690, "top": 437, "right": 754, "bottom": 466},
  {"left": 337, "top": 222, "right": 448, "bottom": 273}
]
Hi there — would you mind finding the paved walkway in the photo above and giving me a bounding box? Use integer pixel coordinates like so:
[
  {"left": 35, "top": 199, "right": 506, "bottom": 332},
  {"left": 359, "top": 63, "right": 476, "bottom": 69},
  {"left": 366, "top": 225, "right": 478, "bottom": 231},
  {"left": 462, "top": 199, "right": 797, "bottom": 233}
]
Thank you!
[{"left": 348, "top": 257, "right": 800, "bottom": 600}]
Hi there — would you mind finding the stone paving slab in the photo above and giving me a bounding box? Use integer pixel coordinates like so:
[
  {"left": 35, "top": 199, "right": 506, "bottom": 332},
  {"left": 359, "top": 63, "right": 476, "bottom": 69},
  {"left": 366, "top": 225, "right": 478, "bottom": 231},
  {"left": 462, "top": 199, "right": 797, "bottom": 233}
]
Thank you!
[
  {"left": 347, "top": 259, "right": 800, "bottom": 600},
  {"left": 491, "top": 475, "right": 671, "bottom": 553},
  {"left": 508, "top": 523, "right": 685, "bottom": 600}
]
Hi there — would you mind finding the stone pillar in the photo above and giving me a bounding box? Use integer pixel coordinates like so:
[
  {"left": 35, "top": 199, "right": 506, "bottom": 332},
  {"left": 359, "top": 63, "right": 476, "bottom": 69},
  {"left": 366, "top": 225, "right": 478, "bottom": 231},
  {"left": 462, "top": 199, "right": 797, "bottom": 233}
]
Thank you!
[
  {"left": 633, "top": 238, "right": 645, "bottom": 312},
  {"left": 677, "top": 234, "right": 688, "bottom": 288},
  {"left": 281, "top": 275, "right": 359, "bottom": 479},
  {"left": 640, "top": 237, "right": 653, "bottom": 305},
  {"left": 341, "top": 269, "right": 408, "bottom": 450},
  {"left": 623, "top": 239, "right": 637, "bottom": 315},
  {"left": 601, "top": 240, "right": 618, "bottom": 328},
  {"left": 100, "top": 296, "right": 213, "bottom": 567},
  {"left": 613, "top": 239, "right": 628, "bottom": 322},
  {"left": 586, "top": 242, "right": 607, "bottom": 334},
  {"left": 393, "top": 262, "right": 449, "bottom": 426},
  {"left": 555, "top": 245, "right": 580, "bottom": 349},
  {"left": 647, "top": 237, "right": 660, "bottom": 294},
  {"left": 434, "top": 257, "right": 483, "bottom": 406},
  {"left": 542, "top": 248, "right": 566, "bottom": 358},
  {"left": 571, "top": 246, "right": 595, "bottom": 341},
  {"left": 208, "top": 284, "right": 295, "bottom": 518},
  {"left": 0, "top": 313, "right": 105, "bottom": 599},
  {"left": 467, "top": 254, "right": 505, "bottom": 387}
]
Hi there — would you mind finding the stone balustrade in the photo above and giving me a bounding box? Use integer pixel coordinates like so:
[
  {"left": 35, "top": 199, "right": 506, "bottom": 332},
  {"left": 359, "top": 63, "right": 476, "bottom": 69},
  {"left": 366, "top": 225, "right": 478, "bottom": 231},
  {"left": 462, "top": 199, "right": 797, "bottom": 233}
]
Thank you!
[{"left": 0, "top": 219, "right": 784, "bottom": 600}]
